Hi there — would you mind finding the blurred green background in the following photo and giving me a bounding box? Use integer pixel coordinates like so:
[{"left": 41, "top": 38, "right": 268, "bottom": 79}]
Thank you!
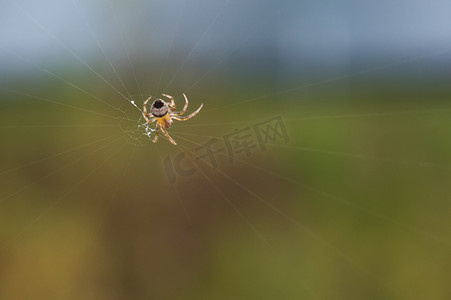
[{"left": 1, "top": 0, "right": 451, "bottom": 299}]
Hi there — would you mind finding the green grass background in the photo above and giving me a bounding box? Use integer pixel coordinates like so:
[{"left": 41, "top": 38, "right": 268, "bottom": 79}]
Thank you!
[{"left": 1, "top": 72, "right": 451, "bottom": 299}]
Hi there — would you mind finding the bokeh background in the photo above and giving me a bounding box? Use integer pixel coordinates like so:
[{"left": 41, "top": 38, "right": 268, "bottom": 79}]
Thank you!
[{"left": 1, "top": 0, "right": 451, "bottom": 299}]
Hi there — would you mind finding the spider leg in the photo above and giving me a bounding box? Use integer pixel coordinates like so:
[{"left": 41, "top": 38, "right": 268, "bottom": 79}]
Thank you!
[
  {"left": 160, "top": 126, "right": 177, "bottom": 145},
  {"left": 142, "top": 96, "right": 156, "bottom": 123},
  {"left": 172, "top": 103, "right": 203, "bottom": 121},
  {"left": 153, "top": 123, "right": 159, "bottom": 143},
  {"left": 171, "top": 93, "right": 189, "bottom": 116},
  {"left": 162, "top": 94, "right": 176, "bottom": 111},
  {"left": 143, "top": 96, "right": 152, "bottom": 114},
  {"left": 143, "top": 114, "right": 157, "bottom": 124}
]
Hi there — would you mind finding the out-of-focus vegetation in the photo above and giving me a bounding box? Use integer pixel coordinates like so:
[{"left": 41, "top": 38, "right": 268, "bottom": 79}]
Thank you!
[{"left": 1, "top": 69, "right": 451, "bottom": 299}]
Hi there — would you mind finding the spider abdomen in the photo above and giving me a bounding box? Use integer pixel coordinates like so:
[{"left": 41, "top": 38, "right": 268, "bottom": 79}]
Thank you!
[{"left": 150, "top": 99, "right": 169, "bottom": 117}]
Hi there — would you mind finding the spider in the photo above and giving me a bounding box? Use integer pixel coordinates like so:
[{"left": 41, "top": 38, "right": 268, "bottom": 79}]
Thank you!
[{"left": 142, "top": 93, "right": 203, "bottom": 145}]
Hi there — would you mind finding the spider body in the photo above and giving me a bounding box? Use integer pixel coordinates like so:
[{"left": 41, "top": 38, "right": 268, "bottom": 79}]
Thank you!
[
  {"left": 142, "top": 93, "right": 203, "bottom": 145},
  {"left": 157, "top": 113, "right": 173, "bottom": 129},
  {"left": 150, "top": 99, "right": 169, "bottom": 117}
]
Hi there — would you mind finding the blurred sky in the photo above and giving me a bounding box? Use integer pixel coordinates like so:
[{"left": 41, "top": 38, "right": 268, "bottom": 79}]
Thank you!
[{"left": 2, "top": 0, "right": 451, "bottom": 79}]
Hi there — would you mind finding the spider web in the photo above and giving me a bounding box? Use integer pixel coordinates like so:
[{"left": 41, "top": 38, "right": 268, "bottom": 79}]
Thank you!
[{"left": 1, "top": 0, "right": 451, "bottom": 299}]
